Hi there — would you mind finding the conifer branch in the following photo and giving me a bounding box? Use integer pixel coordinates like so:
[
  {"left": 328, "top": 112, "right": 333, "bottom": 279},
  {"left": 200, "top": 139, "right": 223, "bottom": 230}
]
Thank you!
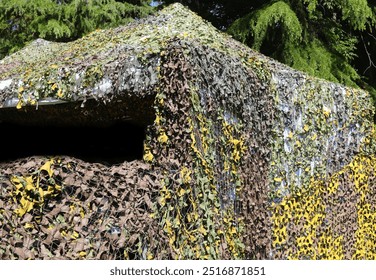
[{"left": 361, "top": 33, "right": 376, "bottom": 74}]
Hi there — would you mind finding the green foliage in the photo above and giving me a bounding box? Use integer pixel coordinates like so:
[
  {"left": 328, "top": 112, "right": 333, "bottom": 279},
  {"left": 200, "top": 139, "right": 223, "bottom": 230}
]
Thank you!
[
  {"left": 302, "top": 0, "right": 374, "bottom": 30},
  {"left": 227, "top": 0, "right": 376, "bottom": 101},
  {"left": 324, "top": 26, "right": 358, "bottom": 62},
  {"left": 249, "top": 1, "right": 303, "bottom": 50},
  {"left": 336, "top": 0, "right": 374, "bottom": 30},
  {"left": 0, "top": 0, "right": 154, "bottom": 59},
  {"left": 285, "top": 38, "right": 359, "bottom": 87}
]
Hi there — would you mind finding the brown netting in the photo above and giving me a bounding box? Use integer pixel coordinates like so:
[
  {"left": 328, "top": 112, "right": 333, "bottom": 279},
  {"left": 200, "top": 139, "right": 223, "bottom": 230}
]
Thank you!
[{"left": 0, "top": 157, "right": 163, "bottom": 259}]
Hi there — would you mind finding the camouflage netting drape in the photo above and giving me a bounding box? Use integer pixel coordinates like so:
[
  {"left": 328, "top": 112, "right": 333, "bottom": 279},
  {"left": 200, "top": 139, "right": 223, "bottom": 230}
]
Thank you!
[
  {"left": 0, "top": 157, "right": 164, "bottom": 259},
  {"left": 0, "top": 4, "right": 375, "bottom": 259}
]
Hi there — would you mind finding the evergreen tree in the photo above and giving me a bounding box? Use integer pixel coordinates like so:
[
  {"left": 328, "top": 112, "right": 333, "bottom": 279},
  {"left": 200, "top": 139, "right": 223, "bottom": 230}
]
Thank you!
[
  {"left": 0, "top": 0, "right": 154, "bottom": 59},
  {"left": 227, "top": 0, "right": 375, "bottom": 88}
]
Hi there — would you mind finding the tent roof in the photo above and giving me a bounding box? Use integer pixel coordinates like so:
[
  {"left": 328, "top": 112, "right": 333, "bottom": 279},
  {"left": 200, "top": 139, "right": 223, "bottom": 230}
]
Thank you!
[{"left": 0, "top": 3, "right": 250, "bottom": 109}]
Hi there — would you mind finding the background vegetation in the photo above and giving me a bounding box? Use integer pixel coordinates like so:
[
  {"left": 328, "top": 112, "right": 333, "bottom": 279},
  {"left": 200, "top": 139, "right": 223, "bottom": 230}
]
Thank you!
[{"left": 0, "top": 0, "right": 153, "bottom": 59}]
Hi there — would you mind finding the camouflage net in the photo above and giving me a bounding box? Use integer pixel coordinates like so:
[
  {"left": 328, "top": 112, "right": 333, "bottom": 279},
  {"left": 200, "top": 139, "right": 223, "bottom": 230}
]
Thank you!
[
  {"left": 271, "top": 154, "right": 376, "bottom": 259},
  {"left": 142, "top": 38, "right": 274, "bottom": 259},
  {"left": 0, "top": 157, "right": 164, "bottom": 259},
  {"left": 0, "top": 4, "right": 376, "bottom": 259}
]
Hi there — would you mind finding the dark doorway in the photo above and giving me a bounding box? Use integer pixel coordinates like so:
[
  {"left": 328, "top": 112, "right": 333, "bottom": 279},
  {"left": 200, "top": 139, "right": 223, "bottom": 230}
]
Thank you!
[{"left": 0, "top": 121, "right": 146, "bottom": 165}]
